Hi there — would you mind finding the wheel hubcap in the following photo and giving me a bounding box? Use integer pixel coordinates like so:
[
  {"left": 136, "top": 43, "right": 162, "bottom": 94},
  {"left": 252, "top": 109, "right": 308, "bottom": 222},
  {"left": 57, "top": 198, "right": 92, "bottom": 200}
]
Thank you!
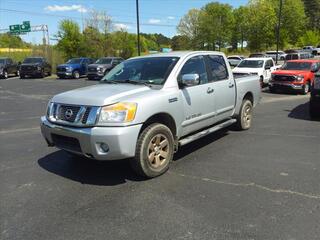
[
  {"left": 147, "top": 134, "right": 169, "bottom": 169},
  {"left": 243, "top": 104, "right": 252, "bottom": 127},
  {"left": 305, "top": 84, "right": 309, "bottom": 93},
  {"left": 5, "top": 72, "right": 8, "bottom": 78}
]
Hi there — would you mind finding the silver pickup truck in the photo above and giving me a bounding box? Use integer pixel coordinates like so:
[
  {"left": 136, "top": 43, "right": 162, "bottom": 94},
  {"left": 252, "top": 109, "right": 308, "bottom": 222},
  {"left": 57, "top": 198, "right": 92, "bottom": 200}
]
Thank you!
[{"left": 41, "top": 51, "right": 261, "bottom": 178}]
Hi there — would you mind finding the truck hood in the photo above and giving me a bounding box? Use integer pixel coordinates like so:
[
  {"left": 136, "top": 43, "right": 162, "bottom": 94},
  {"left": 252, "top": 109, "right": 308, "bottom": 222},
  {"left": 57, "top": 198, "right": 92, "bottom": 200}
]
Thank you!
[
  {"left": 51, "top": 83, "right": 150, "bottom": 106},
  {"left": 88, "top": 63, "right": 112, "bottom": 69},
  {"left": 272, "top": 70, "right": 309, "bottom": 75},
  {"left": 57, "top": 63, "right": 80, "bottom": 68},
  {"left": 232, "top": 67, "right": 262, "bottom": 74},
  {"left": 21, "top": 63, "right": 41, "bottom": 67}
]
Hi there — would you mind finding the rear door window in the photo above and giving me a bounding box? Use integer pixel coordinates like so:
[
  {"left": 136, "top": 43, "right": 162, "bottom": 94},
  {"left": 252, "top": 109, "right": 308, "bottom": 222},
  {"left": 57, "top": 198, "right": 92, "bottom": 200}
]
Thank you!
[{"left": 206, "top": 55, "right": 229, "bottom": 82}]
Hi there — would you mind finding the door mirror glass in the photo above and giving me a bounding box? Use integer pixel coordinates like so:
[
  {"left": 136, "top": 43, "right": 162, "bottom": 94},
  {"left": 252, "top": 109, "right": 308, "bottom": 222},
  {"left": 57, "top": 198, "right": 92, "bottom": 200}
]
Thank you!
[{"left": 181, "top": 73, "right": 200, "bottom": 86}]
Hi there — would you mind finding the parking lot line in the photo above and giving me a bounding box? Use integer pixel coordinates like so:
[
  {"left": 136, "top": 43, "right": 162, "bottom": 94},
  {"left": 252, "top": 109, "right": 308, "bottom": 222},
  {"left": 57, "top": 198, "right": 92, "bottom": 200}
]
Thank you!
[{"left": 0, "top": 127, "right": 39, "bottom": 134}]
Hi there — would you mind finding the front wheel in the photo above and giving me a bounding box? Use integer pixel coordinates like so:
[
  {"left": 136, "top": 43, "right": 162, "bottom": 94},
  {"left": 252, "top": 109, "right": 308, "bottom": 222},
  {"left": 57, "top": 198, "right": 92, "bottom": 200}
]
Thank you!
[
  {"left": 130, "top": 123, "right": 174, "bottom": 178},
  {"left": 3, "top": 70, "right": 8, "bottom": 79},
  {"left": 73, "top": 70, "right": 80, "bottom": 79},
  {"left": 235, "top": 99, "right": 253, "bottom": 130},
  {"left": 301, "top": 82, "right": 310, "bottom": 95}
]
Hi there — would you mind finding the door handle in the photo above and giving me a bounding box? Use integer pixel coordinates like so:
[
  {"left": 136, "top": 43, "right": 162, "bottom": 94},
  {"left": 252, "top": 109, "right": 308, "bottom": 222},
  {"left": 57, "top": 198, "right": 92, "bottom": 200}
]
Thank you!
[
  {"left": 229, "top": 83, "right": 235, "bottom": 88},
  {"left": 207, "top": 87, "right": 214, "bottom": 94}
]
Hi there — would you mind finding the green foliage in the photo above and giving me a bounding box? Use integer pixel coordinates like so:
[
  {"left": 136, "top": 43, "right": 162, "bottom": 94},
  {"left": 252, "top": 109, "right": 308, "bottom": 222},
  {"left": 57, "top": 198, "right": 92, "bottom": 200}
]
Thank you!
[
  {"left": 298, "top": 30, "right": 320, "bottom": 46},
  {"left": 0, "top": 33, "right": 31, "bottom": 48},
  {"left": 302, "top": 0, "right": 320, "bottom": 30},
  {"left": 56, "top": 20, "right": 84, "bottom": 59},
  {"left": 200, "top": 2, "right": 235, "bottom": 50}
]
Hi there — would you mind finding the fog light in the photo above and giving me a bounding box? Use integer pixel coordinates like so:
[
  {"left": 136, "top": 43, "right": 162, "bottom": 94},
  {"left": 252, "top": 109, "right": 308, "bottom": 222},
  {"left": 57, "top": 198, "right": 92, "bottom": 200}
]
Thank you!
[{"left": 99, "top": 143, "right": 109, "bottom": 153}]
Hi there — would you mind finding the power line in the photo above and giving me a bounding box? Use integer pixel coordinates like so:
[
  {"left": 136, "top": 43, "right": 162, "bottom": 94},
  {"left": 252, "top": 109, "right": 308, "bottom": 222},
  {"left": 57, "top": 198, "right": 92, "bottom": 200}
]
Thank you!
[{"left": 0, "top": 8, "right": 177, "bottom": 27}]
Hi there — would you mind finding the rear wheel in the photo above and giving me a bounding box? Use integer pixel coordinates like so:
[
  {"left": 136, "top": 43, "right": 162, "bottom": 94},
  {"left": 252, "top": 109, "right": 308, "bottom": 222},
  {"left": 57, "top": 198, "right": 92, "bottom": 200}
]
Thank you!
[
  {"left": 130, "top": 123, "right": 174, "bottom": 178},
  {"left": 235, "top": 99, "right": 253, "bottom": 130},
  {"left": 73, "top": 70, "right": 80, "bottom": 79}
]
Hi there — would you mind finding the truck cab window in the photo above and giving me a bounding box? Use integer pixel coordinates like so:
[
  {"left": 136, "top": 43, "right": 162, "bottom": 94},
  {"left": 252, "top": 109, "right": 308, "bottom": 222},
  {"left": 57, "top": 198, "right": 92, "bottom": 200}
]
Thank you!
[
  {"left": 180, "top": 56, "right": 208, "bottom": 84},
  {"left": 207, "top": 55, "right": 228, "bottom": 81}
]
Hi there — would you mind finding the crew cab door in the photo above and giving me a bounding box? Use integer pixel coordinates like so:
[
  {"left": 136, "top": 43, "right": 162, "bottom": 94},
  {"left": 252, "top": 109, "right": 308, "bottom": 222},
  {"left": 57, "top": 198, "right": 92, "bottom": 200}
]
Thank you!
[
  {"left": 206, "top": 54, "right": 236, "bottom": 122},
  {"left": 264, "top": 59, "right": 274, "bottom": 81},
  {"left": 179, "top": 55, "right": 216, "bottom": 136}
]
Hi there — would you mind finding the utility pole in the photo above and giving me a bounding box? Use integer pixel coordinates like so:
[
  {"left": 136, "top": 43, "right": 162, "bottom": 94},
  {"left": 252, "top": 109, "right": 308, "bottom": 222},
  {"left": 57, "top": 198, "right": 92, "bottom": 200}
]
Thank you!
[
  {"left": 276, "top": 0, "right": 283, "bottom": 64},
  {"left": 136, "top": 0, "right": 141, "bottom": 56}
]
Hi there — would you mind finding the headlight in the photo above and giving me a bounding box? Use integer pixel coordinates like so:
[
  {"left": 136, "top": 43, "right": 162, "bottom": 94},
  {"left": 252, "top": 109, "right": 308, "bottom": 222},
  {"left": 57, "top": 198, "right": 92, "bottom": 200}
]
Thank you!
[
  {"left": 66, "top": 66, "right": 72, "bottom": 71},
  {"left": 97, "top": 67, "right": 102, "bottom": 71},
  {"left": 37, "top": 66, "right": 41, "bottom": 71},
  {"left": 98, "top": 102, "right": 137, "bottom": 123},
  {"left": 296, "top": 75, "right": 304, "bottom": 82}
]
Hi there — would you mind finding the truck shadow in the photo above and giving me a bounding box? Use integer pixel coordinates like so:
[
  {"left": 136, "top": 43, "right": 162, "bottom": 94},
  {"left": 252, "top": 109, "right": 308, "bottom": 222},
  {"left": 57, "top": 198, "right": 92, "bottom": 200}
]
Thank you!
[
  {"left": 38, "top": 150, "right": 144, "bottom": 186},
  {"left": 287, "top": 101, "right": 317, "bottom": 121},
  {"left": 38, "top": 129, "right": 229, "bottom": 186}
]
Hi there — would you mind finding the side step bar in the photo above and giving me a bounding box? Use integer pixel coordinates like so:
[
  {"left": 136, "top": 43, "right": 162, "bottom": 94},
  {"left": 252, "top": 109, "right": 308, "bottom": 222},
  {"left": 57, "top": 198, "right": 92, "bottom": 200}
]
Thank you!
[{"left": 178, "top": 119, "right": 237, "bottom": 146}]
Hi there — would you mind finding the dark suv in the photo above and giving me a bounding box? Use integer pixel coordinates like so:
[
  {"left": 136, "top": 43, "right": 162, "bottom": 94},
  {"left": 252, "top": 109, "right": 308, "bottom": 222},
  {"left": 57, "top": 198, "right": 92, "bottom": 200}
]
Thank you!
[
  {"left": 87, "top": 57, "right": 124, "bottom": 80},
  {"left": 0, "top": 57, "right": 19, "bottom": 79},
  {"left": 20, "top": 57, "right": 51, "bottom": 78},
  {"left": 310, "top": 72, "right": 320, "bottom": 118}
]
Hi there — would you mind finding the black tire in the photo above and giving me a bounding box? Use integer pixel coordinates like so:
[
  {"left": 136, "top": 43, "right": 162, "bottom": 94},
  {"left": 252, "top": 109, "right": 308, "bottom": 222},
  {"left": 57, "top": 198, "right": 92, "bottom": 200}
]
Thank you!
[
  {"left": 130, "top": 123, "right": 174, "bottom": 178},
  {"left": 259, "top": 76, "right": 264, "bottom": 88},
  {"left": 301, "top": 82, "right": 310, "bottom": 95},
  {"left": 73, "top": 70, "right": 80, "bottom": 79},
  {"left": 309, "top": 99, "right": 320, "bottom": 119},
  {"left": 235, "top": 99, "right": 253, "bottom": 130},
  {"left": 40, "top": 69, "right": 45, "bottom": 78},
  {"left": 20, "top": 74, "right": 25, "bottom": 79},
  {"left": 3, "top": 70, "right": 8, "bottom": 79},
  {"left": 269, "top": 86, "right": 276, "bottom": 93},
  {"left": 48, "top": 71, "right": 52, "bottom": 76}
]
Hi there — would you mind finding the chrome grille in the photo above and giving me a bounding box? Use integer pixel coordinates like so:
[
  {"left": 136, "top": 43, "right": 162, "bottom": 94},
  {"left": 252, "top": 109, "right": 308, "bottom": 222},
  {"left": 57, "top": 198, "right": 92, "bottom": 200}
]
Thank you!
[
  {"left": 58, "top": 105, "right": 81, "bottom": 122},
  {"left": 48, "top": 103, "right": 99, "bottom": 126}
]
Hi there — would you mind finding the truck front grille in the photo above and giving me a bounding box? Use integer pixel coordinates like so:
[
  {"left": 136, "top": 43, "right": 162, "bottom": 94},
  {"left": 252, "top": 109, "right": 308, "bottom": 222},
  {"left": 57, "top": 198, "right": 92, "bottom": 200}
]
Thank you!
[
  {"left": 21, "top": 65, "right": 35, "bottom": 71},
  {"left": 273, "top": 75, "right": 296, "bottom": 82},
  {"left": 88, "top": 67, "right": 97, "bottom": 72},
  {"left": 57, "top": 66, "right": 67, "bottom": 72},
  {"left": 48, "top": 103, "right": 99, "bottom": 126}
]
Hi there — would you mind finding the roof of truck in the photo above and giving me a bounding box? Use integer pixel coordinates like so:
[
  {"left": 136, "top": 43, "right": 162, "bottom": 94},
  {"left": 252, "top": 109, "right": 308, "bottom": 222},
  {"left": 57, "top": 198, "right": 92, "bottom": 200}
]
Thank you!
[{"left": 131, "top": 51, "right": 224, "bottom": 59}]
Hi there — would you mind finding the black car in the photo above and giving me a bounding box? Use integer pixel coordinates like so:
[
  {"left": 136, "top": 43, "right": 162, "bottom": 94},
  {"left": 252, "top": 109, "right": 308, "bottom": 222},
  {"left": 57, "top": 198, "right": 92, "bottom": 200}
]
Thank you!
[
  {"left": 20, "top": 57, "right": 51, "bottom": 79},
  {"left": 0, "top": 57, "right": 19, "bottom": 79},
  {"left": 310, "top": 72, "right": 320, "bottom": 119},
  {"left": 87, "top": 57, "right": 124, "bottom": 80}
]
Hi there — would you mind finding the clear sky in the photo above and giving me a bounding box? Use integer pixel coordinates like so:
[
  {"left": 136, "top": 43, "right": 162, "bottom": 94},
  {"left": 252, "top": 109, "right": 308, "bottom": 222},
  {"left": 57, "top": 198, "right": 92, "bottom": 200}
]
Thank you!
[{"left": 0, "top": 0, "right": 248, "bottom": 44}]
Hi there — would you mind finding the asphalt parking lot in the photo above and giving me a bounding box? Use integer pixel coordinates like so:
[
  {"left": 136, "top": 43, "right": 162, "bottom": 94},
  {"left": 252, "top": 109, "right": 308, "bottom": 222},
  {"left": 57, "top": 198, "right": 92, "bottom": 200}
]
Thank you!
[{"left": 1, "top": 76, "right": 320, "bottom": 240}]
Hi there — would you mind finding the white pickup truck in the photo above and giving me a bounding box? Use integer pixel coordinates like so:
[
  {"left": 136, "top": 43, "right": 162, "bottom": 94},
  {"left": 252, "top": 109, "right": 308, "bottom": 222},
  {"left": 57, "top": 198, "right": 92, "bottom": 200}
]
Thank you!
[
  {"left": 232, "top": 57, "right": 281, "bottom": 86},
  {"left": 41, "top": 51, "right": 261, "bottom": 178}
]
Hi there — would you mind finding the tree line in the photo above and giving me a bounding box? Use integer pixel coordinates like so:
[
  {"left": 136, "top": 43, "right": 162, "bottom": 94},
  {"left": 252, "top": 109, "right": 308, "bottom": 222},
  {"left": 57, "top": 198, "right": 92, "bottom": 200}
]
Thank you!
[
  {"left": 1, "top": 0, "right": 320, "bottom": 62},
  {"left": 175, "top": 0, "right": 320, "bottom": 52}
]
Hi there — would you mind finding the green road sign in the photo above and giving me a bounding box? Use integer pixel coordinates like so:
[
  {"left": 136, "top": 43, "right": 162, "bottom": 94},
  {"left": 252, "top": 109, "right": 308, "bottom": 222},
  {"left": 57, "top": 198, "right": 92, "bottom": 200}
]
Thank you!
[{"left": 9, "top": 21, "right": 31, "bottom": 35}]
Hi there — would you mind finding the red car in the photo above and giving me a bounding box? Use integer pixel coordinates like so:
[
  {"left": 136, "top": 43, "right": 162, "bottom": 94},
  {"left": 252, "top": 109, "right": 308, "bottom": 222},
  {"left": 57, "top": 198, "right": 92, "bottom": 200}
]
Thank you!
[{"left": 269, "top": 59, "right": 320, "bottom": 94}]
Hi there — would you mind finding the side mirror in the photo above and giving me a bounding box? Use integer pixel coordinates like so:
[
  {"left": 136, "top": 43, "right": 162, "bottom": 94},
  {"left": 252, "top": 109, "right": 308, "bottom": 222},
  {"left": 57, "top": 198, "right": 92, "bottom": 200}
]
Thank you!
[{"left": 181, "top": 73, "right": 200, "bottom": 87}]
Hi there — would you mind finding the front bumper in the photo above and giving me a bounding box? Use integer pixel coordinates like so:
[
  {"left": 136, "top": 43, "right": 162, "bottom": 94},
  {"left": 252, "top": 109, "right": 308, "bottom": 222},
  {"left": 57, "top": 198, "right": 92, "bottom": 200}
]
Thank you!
[
  {"left": 20, "top": 69, "right": 42, "bottom": 76},
  {"left": 40, "top": 116, "right": 142, "bottom": 160},
  {"left": 87, "top": 72, "right": 105, "bottom": 79},
  {"left": 57, "top": 71, "right": 73, "bottom": 77},
  {"left": 269, "top": 82, "right": 303, "bottom": 91}
]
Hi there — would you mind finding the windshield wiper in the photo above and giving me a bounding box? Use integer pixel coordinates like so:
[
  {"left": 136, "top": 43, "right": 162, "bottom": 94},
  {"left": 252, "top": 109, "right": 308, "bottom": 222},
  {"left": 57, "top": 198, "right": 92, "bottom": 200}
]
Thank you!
[
  {"left": 100, "top": 80, "right": 119, "bottom": 84},
  {"left": 119, "top": 80, "right": 152, "bottom": 87}
]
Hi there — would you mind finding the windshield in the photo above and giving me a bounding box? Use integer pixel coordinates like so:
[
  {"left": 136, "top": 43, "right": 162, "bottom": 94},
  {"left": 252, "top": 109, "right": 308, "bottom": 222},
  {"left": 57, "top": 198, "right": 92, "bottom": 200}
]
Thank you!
[
  {"left": 281, "top": 62, "right": 312, "bottom": 70},
  {"left": 66, "top": 58, "right": 82, "bottom": 64},
  {"left": 23, "top": 58, "right": 43, "bottom": 64},
  {"left": 0, "top": 59, "right": 6, "bottom": 64},
  {"left": 101, "top": 57, "right": 179, "bottom": 85},
  {"left": 237, "top": 60, "right": 264, "bottom": 68},
  {"left": 95, "top": 58, "right": 112, "bottom": 64}
]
